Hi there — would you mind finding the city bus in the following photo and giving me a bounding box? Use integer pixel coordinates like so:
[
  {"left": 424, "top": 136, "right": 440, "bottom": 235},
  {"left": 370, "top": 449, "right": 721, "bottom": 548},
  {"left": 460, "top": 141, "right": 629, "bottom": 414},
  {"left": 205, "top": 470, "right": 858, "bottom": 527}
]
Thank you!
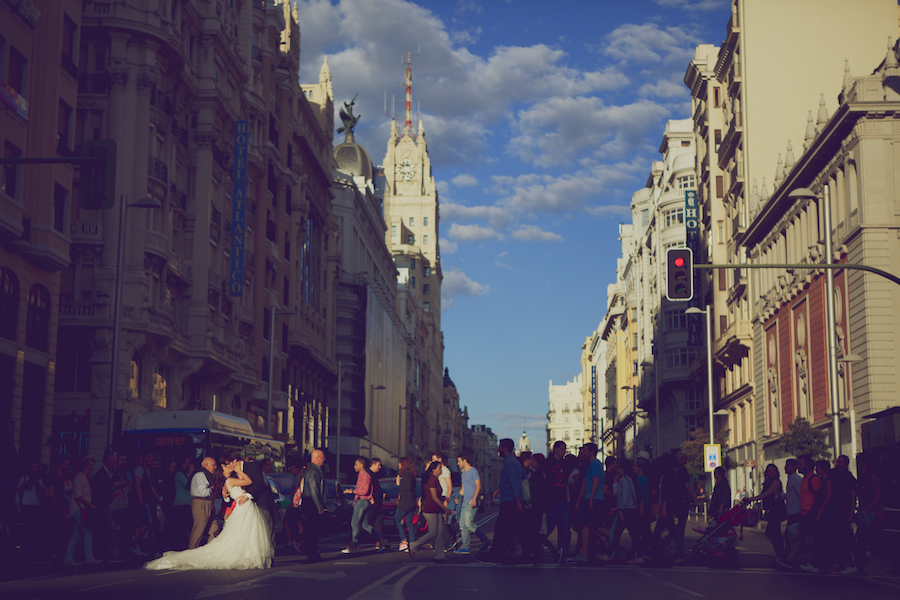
[{"left": 120, "top": 410, "right": 286, "bottom": 471}]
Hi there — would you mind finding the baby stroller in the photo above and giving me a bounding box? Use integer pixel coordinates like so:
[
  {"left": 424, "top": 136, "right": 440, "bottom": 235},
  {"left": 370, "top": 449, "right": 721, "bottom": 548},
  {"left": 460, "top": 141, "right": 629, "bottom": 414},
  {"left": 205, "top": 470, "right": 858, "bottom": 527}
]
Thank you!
[{"left": 691, "top": 503, "right": 758, "bottom": 565}]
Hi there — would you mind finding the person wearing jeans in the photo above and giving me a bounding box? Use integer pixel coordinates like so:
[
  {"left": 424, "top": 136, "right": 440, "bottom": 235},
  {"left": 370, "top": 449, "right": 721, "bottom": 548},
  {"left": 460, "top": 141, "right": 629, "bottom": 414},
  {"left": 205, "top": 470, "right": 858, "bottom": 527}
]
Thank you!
[
  {"left": 408, "top": 461, "right": 452, "bottom": 562},
  {"left": 343, "top": 457, "right": 374, "bottom": 553},
  {"left": 394, "top": 457, "right": 418, "bottom": 551},
  {"left": 480, "top": 439, "right": 524, "bottom": 565},
  {"left": 65, "top": 457, "right": 102, "bottom": 566},
  {"left": 455, "top": 454, "right": 490, "bottom": 554},
  {"left": 545, "top": 441, "right": 572, "bottom": 560}
]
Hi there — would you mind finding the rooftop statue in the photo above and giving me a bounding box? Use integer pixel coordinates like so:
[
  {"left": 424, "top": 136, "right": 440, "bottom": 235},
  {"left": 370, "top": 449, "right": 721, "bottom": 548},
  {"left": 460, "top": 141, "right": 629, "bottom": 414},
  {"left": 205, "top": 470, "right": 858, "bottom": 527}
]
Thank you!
[{"left": 337, "top": 94, "right": 360, "bottom": 142}]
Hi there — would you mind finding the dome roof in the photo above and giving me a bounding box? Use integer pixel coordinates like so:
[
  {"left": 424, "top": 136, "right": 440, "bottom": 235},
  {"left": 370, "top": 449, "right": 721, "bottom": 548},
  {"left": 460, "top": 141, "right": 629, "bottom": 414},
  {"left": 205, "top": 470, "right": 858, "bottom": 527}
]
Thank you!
[{"left": 334, "top": 140, "right": 373, "bottom": 180}]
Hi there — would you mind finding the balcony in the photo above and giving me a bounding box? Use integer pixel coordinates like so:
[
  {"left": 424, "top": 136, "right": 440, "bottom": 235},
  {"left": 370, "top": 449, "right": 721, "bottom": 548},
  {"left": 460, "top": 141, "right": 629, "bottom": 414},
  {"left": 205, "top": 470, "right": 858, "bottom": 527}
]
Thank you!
[
  {"left": 78, "top": 73, "right": 109, "bottom": 95},
  {"left": 238, "top": 303, "right": 255, "bottom": 323},
  {"left": 148, "top": 156, "right": 168, "bottom": 184},
  {"left": 168, "top": 253, "right": 191, "bottom": 284},
  {"left": 150, "top": 88, "right": 175, "bottom": 116},
  {"left": 171, "top": 121, "right": 189, "bottom": 148},
  {"left": 70, "top": 220, "right": 103, "bottom": 244},
  {"left": 253, "top": 0, "right": 266, "bottom": 12},
  {"left": 59, "top": 300, "right": 103, "bottom": 324},
  {"left": 212, "top": 143, "right": 229, "bottom": 170},
  {"left": 714, "top": 319, "right": 752, "bottom": 367},
  {"left": 146, "top": 231, "right": 168, "bottom": 259},
  {"left": 717, "top": 111, "right": 743, "bottom": 169}
]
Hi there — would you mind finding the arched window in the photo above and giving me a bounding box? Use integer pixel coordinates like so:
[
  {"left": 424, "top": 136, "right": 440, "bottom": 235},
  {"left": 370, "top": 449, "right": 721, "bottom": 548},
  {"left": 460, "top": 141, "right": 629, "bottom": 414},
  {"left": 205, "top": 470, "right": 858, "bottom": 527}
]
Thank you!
[
  {"left": 25, "top": 284, "right": 50, "bottom": 351},
  {"left": 129, "top": 352, "right": 142, "bottom": 400},
  {"left": 0, "top": 268, "right": 18, "bottom": 341}
]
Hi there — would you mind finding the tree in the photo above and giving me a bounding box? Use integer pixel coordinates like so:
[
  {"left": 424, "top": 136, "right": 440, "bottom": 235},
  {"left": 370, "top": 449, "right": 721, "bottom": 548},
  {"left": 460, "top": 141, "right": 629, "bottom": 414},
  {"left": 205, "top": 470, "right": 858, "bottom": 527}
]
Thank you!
[
  {"left": 778, "top": 417, "right": 831, "bottom": 461},
  {"left": 680, "top": 428, "right": 728, "bottom": 478}
]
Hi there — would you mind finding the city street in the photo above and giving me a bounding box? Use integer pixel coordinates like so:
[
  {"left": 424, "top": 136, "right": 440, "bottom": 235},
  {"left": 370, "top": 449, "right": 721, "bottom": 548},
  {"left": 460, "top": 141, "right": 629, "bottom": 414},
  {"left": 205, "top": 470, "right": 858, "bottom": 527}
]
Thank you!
[{"left": 2, "top": 509, "right": 898, "bottom": 600}]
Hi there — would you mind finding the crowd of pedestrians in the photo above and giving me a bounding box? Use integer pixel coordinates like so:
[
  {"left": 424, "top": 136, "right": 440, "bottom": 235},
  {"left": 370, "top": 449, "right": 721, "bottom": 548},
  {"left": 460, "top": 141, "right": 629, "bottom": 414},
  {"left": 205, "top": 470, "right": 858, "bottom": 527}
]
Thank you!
[{"left": 2, "top": 442, "right": 891, "bottom": 576}]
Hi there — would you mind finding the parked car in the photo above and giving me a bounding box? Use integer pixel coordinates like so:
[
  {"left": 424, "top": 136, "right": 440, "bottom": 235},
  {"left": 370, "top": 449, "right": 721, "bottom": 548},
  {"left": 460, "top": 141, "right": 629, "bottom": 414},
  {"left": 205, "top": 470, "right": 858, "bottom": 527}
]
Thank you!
[{"left": 324, "top": 479, "right": 352, "bottom": 530}]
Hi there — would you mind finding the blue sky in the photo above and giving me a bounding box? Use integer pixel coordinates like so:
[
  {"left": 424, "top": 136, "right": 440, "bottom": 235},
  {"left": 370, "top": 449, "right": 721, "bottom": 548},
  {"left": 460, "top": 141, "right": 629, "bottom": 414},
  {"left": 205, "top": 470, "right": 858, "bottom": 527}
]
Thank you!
[{"left": 295, "top": 0, "right": 732, "bottom": 448}]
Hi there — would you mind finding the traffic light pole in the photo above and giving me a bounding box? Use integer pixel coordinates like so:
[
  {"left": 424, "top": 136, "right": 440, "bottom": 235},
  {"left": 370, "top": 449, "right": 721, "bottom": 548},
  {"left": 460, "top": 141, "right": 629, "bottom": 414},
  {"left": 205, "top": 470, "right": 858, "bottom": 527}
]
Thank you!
[{"left": 692, "top": 263, "right": 900, "bottom": 287}]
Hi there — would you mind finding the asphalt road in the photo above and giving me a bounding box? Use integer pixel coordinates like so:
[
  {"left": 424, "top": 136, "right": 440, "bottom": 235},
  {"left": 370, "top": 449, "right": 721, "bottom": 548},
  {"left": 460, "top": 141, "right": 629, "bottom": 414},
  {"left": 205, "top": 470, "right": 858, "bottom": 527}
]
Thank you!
[{"left": 2, "top": 509, "right": 899, "bottom": 600}]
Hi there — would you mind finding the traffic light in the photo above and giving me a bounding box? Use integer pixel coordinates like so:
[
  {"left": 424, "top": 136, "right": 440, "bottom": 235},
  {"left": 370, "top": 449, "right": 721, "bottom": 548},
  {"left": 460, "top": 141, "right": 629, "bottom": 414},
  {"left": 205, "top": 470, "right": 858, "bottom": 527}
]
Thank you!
[
  {"left": 666, "top": 247, "right": 693, "bottom": 301},
  {"left": 78, "top": 139, "right": 117, "bottom": 210}
]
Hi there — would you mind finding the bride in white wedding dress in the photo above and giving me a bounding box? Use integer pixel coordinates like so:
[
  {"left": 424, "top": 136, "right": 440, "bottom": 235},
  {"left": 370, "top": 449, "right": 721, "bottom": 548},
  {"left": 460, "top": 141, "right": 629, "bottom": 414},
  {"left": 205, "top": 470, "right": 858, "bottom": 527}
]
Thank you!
[{"left": 144, "top": 463, "right": 274, "bottom": 570}]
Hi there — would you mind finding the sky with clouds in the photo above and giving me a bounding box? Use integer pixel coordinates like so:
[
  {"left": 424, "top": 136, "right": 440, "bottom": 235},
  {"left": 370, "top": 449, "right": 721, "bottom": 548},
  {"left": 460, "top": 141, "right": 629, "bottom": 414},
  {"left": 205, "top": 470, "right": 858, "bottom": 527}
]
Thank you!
[{"left": 295, "top": 0, "right": 732, "bottom": 449}]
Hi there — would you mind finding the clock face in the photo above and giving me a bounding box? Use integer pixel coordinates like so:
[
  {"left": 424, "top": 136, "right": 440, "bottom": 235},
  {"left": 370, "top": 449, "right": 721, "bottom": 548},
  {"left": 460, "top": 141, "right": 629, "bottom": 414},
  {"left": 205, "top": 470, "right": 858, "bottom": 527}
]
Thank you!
[{"left": 395, "top": 158, "right": 416, "bottom": 182}]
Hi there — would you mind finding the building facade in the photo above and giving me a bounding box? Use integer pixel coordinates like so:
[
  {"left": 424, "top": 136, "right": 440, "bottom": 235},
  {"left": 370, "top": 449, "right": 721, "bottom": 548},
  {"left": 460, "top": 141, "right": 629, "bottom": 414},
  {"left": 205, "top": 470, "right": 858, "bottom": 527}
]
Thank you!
[
  {"left": 45, "top": 0, "right": 338, "bottom": 462},
  {"left": 546, "top": 374, "right": 587, "bottom": 452},
  {"left": 743, "top": 42, "right": 900, "bottom": 470},
  {"left": 1, "top": 0, "right": 81, "bottom": 464}
]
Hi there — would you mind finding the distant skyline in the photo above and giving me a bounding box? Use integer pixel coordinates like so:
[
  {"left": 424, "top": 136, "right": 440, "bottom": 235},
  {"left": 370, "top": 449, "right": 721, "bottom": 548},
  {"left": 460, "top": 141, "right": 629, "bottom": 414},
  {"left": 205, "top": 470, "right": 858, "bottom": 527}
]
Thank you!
[{"left": 296, "top": 0, "right": 733, "bottom": 448}]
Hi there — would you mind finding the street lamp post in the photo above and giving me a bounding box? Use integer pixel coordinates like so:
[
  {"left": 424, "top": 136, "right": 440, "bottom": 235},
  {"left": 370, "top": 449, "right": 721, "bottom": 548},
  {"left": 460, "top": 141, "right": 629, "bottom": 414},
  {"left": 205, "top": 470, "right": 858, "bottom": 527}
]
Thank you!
[
  {"left": 267, "top": 307, "right": 295, "bottom": 436},
  {"left": 686, "top": 306, "right": 715, "bottom": 445},
  {"left": 788, "top": 187, "right": 841, "bottom": 460},
  {"left": 641, "top": 360, "right": 660, "bottom": 457},
  {"left": 336, "top": 361, "right": 342, "bottom": 483},
  {"left": 107, "top": 195, "right": 161, "bottom": 447},
  {"left": 368, "top": 384, "right": 386, "bottom": 460}
]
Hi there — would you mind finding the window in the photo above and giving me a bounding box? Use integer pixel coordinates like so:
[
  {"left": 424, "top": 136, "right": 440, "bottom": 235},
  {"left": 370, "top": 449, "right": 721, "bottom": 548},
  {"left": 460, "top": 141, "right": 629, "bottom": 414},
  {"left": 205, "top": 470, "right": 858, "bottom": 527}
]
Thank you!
[
  {"left": 713, "top": 87, "right": 720, "bottom": 108},
  {"left": 714, "top": 129, "right": 722, "bottom": 148},
  {"left": 664, "top": 311, "right": 687, "bottom": 333},
  {"left": 633, "top": 360, "right": 639, "bottom": 376},
  {"left": 129, "top": 353, "right": 141, "bottom": 400},
  {"left": 632, "top": 332, "right": 638, "bottom": 350},
  {"left": 263, "top": 307, "right": 271, "bottom": 340},
  {"left": 665, "top": 347, "right": 700, "bottom": 369},
  {"left": 663, "top": 208, "right": 684, "bottom": 229},
  {"left": 58, "top": 101, "right": 73, "bottom": 153},
  {"left": 685, "top": 386, "right": 701, "bottom": 411},
  {"left": 284, "top": 232, "right": 291, "bottom": 261},
  {"left": 423, "top": 234, "right": 428, "bottom": 244},
  {"left": 2, "top": 142, "right": 21, "bottom": 199},
  {"left": 677, "top": 175, "right": 695, "bottom": 190},
  {"left": 681, "top": 140, "right": 691, "bottom": 147},
  {"left": 8, "top": 46, "right": 27, "bottom": 96},
  {"left": 686, "top": 415, "right": 699, "bottom": 439},
  {"left": 391, "top": 225, "right": 396, "bottom": 237},
  {"left": 423, "top": 216, "right": 428, "bottom": 226},
  {"left": 0, "top": 268, "right": 19, "bottom": 341},
  {"left": 423, "top": 302, "right": 430, "bottom": 313},
  {"left": 424, "top": 267, "right": 431, "bottom": 277},
  {"left": 410, "top": 276, "right": 415, "bottom": 289},
  {"left": 409, "top": 216, "right": 414, "bottom": 226},
  {"left": 56, "top": 334, "right": 91, "bottom": 393},
  {"left": 423, "top": 284, "right": 430, "bottom": 295},
  {"left": 152, "top": 365, "right": 169, "bottom": 408},
  {"left": 716, "top": 175, "right": 724, "bottom": 198},
  {"left": 60, "top": 15, "right": 77, "bottom": 75},
  {"left": 25, "top": 284, "right": 50, "bottom": 351},
  {"left": 410, "top": 259, "right": 416, "bottom": 269},
  {"left": 282, "top": 277, "right": 289, "bottom": 306},
  {"left": 53, "top": 184, "right": 67, "bottom": 232},
  {"left": 407, "top": 234, "right": 413, "bottom": 244}
]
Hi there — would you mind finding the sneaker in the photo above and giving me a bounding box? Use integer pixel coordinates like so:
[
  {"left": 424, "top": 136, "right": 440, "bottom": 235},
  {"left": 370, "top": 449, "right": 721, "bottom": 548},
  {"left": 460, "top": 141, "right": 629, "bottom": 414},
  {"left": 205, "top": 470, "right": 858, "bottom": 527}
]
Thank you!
[
  {"left": 477, "top": 557, "right": 501, "bottom": 565},
  {"left": 775, "top": 559, "right": 793, "bottom": 570},
  {"left": 453, "top": 547, "right": 471, "bottom": 555},
  {"left": 398, "top": 541, "right": 409, "bottom": 552},
  {"left": 292, "top": 540, "right": 302, "bottom": 553},
  {"left": 85, "top": 558, "right": 103, "bottom": 565},
  {"left": 130, "top": 547, "right": 148, "bottom": 557},
  {"left": 799, "top": 563, "right": 820, "bottom": 574},
  {"left": 567, "top": 554, "right": 589, "bottom": 565},
  {"left": 342, "top": 546, "right": 359, "bottom": 554},
  {"left": 64, "top": 560, "right": 82, "bottom": 567},
  {"left": 839, "top": 566, "right": 858, "bottom": 575},
  {"left": 479, "top": 544, "right": 491, "bottom": 553}
]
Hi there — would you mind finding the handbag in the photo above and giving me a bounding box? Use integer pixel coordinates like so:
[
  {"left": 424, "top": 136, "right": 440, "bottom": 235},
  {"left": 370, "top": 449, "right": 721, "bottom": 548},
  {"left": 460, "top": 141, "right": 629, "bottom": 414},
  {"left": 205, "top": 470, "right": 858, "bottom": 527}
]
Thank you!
[{"left": 292, "top": 479, "right": 304, "bottom": 508}]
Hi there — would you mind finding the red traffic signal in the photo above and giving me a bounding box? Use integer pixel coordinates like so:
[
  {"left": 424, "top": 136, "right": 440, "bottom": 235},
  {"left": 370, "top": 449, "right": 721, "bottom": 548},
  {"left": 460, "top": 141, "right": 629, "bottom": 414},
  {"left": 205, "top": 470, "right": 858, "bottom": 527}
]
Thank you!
[{"left": 666, "top": 247, "right": 693, "bottom": 301}]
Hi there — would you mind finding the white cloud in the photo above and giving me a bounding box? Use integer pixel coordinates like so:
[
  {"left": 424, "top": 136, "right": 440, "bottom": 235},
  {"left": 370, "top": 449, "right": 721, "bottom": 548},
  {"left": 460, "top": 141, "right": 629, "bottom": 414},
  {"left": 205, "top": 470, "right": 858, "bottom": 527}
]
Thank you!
[
  {"left": 604, "top": 23, "right": 699, "bottom": 67},
  {"left": 448, "top": 223, "right": 505, "bottom": 242},
  {"left": 508, "top": 96, "right": 671, "bottom": 166},
  {"left": 441, "top": 239, "right": 458, "bottom": 254},
  {"left": 436, "top": 180, "right": 450, "bottom": 195},
  {"left": 451, "top": 174, "right": 479, "bottom": 187},
  {"left": 652, "top": 0, "right": 728, "bottom": 11},
  {"left": 511, "top": 225, "right": 564, "bottom": 243},
  {"left": 639, "top": 75, "right": 690, "bottom": 99},
  {"left": 441, "top": 267, "right": 490, "bottom": 310},
  {"left": 442, "top": 203, "right": 512, "bottom": 229}
]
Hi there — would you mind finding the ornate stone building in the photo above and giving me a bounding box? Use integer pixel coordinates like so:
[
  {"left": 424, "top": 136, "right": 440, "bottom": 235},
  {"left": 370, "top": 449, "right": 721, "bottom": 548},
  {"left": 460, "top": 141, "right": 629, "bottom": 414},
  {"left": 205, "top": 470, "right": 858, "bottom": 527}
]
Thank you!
[
  {"left": 380, "top": 55, "right": 444, "bottom": 460},
  {"left": 52, "top": 0, "right": 337, "bottom": 461},
  {"left": 743, "top": 42, "right": 900, "bottom": 465},
  {"left": 0, "top": 0, "right": 82, "bottom": 464}
]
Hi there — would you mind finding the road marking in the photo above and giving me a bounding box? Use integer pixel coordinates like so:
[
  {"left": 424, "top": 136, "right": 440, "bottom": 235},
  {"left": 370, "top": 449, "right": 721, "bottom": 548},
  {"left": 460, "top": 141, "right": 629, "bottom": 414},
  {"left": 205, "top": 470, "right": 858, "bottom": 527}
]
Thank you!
[
  {"left": 662, "top": 581, "right": 706, "bottom": 598},
  {"left": 0, "top": 574, "right": 63, "bottom": 588},
  {"left": 152, "top": 570, "right": 182, "bottom": 576},
  {"left": 75, "top": 579, "right": 133, "bottom": 592},
  {"left": 339, "top": 561, "right": 368, "bottom": 564},
  {"left": 392, "top": 565, "right": 424, "bottom": 600},
  {"left": 864, "top": 577, "right": 900, "bottom": 590},
  {"left": 345, "top": 564, "right": 412, "bottom": 600},
  {"left": 475, "top": 513, "right": 498, "bottom": 527}
]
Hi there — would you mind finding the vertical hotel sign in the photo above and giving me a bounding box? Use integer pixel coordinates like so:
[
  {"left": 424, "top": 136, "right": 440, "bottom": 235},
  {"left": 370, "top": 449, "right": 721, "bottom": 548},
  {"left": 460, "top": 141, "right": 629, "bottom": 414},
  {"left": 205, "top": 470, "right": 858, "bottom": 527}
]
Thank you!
[
  {"left": 230, "top": 121, "right": 249, "bottom": 296},
  {"left": 685, "top": 190, "right": 702, "bottom": 346}
]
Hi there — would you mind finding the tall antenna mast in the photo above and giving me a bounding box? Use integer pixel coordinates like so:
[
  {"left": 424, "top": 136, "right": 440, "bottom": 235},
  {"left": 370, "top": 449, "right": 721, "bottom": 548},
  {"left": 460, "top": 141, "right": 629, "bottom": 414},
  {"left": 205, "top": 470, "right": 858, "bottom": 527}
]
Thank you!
[{"left": 401, "top": 45, "right": 421, "bottom": 139}]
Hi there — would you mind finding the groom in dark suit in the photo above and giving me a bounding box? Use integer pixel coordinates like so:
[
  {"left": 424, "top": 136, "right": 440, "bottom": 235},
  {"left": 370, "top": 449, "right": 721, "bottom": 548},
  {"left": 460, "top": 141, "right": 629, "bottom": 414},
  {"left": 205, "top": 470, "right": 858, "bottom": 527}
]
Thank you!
[{"left": 223, "top": 451, "right": 277, "bottom": 537}]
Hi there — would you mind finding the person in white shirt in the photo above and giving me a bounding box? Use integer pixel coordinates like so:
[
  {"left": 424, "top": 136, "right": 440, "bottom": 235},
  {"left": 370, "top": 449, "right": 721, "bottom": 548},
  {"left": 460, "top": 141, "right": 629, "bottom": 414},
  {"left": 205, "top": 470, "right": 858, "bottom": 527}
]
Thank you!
[{"left": 188, "top": 457, "right": 220, "bottom": 549}]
